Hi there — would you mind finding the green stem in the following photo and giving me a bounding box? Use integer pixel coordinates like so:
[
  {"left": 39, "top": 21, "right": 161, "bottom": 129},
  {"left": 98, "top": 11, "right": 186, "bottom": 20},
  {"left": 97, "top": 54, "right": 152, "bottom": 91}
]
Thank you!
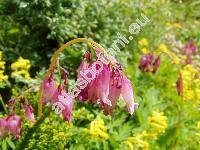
[{"left": 0, "top": 95, "right": 8, "bottom": 114}]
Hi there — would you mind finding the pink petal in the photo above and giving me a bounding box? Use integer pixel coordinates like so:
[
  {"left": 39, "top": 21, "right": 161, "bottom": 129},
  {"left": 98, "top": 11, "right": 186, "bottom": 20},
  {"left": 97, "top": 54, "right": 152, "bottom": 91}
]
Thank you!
[
  {"left": 7, "top": 115, "right": 22, "bottom": 139},
  {"left": 25, "top": 105, "right": 35, "bottom": 123},
  {"left": 42, "top": 72, "right": 57, "bottom": 104},
  {"left": 121, "top": 76, "right": 137, "bottom": 115}
]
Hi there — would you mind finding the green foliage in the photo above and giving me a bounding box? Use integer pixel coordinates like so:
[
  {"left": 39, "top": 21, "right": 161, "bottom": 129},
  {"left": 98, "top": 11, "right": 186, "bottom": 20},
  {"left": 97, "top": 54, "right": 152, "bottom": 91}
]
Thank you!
[{"left": 0, "top": 0, "right": 200, "bottom": 150}]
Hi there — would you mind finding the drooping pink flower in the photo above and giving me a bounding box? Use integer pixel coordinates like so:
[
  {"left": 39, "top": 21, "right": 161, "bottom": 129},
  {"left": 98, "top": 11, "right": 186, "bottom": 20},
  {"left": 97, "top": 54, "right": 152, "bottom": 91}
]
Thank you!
[
  {"left": 182, "top": 40, "right": 197, "bottom": 65},
  {"left": 77, "top": 59, "right": 90, "bottom": 102},
  {"left": 76, "top": 57, "right": 138, "bottom": 116},
  {"left": 7, "top": 115, "right": 22, "bottom": 139},
  {"left": 0, "top": 117, "right": 8, "bottom": 139},
  {"left": 183, "top": 40, "right": 197, "bottom": 56},
  {"left": 152, "top": 56, "right": 160, "bottom": 74},
  {"left": 139, "top": 53, "right": 154, "bottom": 72},
  {"left": 53, "top": 85, "right": 74, "bottom": 121},
  {"left": 25, "top": 105, "right": 35, "bottom": 123},
  {"left": 103, "top": 64, "right": 122, "bottom": 115},
  {"left": 121, "top": 75, "right": 138, "bottom": 115},
  {"left": 176, "top": 73, "right": 183, "bottom": 96},
  {"left": 96, "top": 64, "right": 111, "bottom": 106},
  {"left": 42, "top": 72, "right": 57, "bottom": 104}
]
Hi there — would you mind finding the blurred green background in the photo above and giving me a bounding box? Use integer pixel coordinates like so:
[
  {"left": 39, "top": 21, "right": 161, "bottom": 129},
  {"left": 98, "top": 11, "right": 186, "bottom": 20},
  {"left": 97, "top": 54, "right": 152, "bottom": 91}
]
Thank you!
[{"left": 0, "top": 0, "right": 200, "bottom": 149}]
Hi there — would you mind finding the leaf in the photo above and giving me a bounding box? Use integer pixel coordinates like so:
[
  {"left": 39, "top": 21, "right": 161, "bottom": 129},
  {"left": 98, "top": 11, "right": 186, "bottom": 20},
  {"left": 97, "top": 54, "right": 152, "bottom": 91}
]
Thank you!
[
  {"left": 6, "top": 137, "right": 15, "bottom": 149},
  {"left": 2, "top": 140, "right": 7, "bottom": 150}
]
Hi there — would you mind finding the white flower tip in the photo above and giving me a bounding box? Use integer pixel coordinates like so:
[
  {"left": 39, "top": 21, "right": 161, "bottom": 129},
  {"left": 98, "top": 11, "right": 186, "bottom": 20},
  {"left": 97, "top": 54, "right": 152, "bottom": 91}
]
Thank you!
[
  {"left": 104, "top": 98, "right": 112, "bottom": 106},
  {"left": 97, "top": 98, "right": 112, "bottom": 106},
  {"left": 129, "top": 103, "right": 139, "bottom": 115}
]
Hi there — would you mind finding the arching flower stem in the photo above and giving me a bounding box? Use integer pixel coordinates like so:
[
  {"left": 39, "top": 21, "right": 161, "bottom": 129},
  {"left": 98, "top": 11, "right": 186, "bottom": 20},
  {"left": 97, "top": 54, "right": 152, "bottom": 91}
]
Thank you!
[{"left": 38, "top": 38, "right": 106, "bottom": 117}]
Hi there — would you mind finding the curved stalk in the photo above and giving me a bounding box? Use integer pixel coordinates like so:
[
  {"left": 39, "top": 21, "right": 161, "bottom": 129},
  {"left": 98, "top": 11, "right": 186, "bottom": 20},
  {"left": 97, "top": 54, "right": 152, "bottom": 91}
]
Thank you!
[{"left": 38, "top": 38, "right": 106, "bottom": 117}]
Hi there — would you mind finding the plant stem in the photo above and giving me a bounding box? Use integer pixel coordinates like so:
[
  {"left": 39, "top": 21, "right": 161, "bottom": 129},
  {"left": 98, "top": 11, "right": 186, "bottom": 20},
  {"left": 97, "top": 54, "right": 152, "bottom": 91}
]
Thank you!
[{"left": 0, "top": 94, "right": 8, "bottom": 114}]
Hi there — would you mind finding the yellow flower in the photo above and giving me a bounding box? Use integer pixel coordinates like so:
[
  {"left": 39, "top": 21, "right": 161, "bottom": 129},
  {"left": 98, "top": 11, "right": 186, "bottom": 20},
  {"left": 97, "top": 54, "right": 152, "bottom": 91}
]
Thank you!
[
  {"left": 0, "top": 51, "right": 8, "bottom": 82},
  {"left": 165, "top": 22, "right": 172, "bottom": 27},
  {"left": 197, "top": 122, "right": 200, "bottom": 130},
  {"left": 138, "top": 38, "right": 149, "bottom": 47},
  {"left": 141, "top": 48, "right": 149, "bottom": 54},
  {"left": 170, "top": 53, "right": 180, "bottom": 64},
  {"left": 157, "top": 44, "right": 180, "bottom": 64},
  {"left": 11, "top": 57, "right": 31, "bottom": 79},
  {"left": 0, "top": 71, "right": 8, "bottom": 81},
  {"left": 0, "top": 61, "right": 5, "bottom": 69},
  {"left": 158, "top": 44, "right": 168, "bottom": 53},
  {"left": 11, "top": 57, "right": 31, "bottom": 70},
  {"left": 181, "top": 65, "right": 200, "bottom": 103},
  {"left": 173, "top": 23, "right": 182, "bottom": 29},
  {"left": 0, "top": 51, "right": 3, "bottom": 60},
  {"left": 148, "top": 111, "right": 168, "bottom": 136},
  {"left": 83, "top": 116, "right": 109, "bottom": 140},
  {"left": 165, "top": 22, "right": 182, "bottom": 29},
  {"left": 124, "top": 133, "right": 149, "bottom": 150}
]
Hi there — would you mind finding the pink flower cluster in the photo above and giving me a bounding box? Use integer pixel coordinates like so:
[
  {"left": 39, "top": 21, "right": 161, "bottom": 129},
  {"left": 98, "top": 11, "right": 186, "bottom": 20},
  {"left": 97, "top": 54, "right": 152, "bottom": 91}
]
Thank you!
[
  {"left": 77, "top": 60, "right": 138, "bottom": 115},
  {"left": 182, "top": 40, "right": 197, "bottom": 64},
  {"left": 139, "top": 53, "right": 160, "bottom": 74},
  {"left": 0, "top": 115, "right": 22, "bottom": 139},
  {"left": 0, "top": 98, "right": 35, "bottom": 139},
  {"left": 41, "top": 50, "right": 138, "bottom": 120}
]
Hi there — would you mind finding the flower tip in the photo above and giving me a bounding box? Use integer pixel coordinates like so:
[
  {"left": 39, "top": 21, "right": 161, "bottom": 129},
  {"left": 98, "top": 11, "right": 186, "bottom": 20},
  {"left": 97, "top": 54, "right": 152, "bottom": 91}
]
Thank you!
[{"left": 129, "top": 103, "right": 139, "bottom": 115}]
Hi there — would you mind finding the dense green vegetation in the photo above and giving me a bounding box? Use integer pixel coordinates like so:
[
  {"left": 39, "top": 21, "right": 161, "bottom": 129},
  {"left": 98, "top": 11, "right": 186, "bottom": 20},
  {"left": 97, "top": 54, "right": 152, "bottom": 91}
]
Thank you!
[{"left": 0, "top": 0, "right": 199, "bottom": 149}]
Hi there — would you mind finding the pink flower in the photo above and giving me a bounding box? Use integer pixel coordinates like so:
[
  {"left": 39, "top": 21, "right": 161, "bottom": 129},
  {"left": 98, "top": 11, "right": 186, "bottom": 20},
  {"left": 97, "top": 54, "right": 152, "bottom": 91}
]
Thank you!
[
  {"left": 0, "top": 117, "right": 8, "bottom": 139},
  {"left": 53, "top": 85, "right": 74, "bottom": 121},
  {"left": 139, "top": 53, "right": 154, "bottom": 72},
  {"left": 182, "top": 40, "right": 197, "bottom": 64},
  {"left": 183, "top": 40, "right": 197, "bottom": 56},
  {"left": 96, "top": 64, "right": 111, "bottom": 106},
  {"left": 139, "top": 53, "right": 161, "bottom": 74},
  {"left": 77, "top": 59, "right": 138, "bottom": 115},
  {"left": 152, "top": 56, "right": 160, "bottom": 74},
  {"left": 42, "top": 72, "right": 57, "bottom": 104},
  {"left": 103, "top": 64, "right": 122, "bottom": 115},
  {"left": 25, "top": 105, "right": 35, "bottom": 123},
  {"left": 121, "top": 75, "right": 138, "bottom": 115},
  {"left": 7, "top": 115, "right": 22, "bottom": 139}
]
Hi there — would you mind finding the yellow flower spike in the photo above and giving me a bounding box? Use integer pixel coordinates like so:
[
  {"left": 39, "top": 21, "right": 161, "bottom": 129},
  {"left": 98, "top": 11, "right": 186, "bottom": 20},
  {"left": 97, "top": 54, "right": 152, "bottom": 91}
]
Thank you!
[
  {"left": 138, "top": 38, "right": 149, "bottom": 47},
  {"left": 0, "top": 61, "right": 5, "bottom": 69},
  {"left": 0, "top": 70, "right": 8, "bottom": 81},
  {"left": 11, "top": 57, "right": 31, "bottom": 79},
  {"left": 180, "top": 64, "right": 200, "bottom": 103},
  {"left": 125, "top": 133, "right": 149, "bottom": 150},
  {"left": 158, "top": 44, "right": 168, "bottom": 53},
  {"left": 148, "top": 111, "right": 168, "bottom": 135},
  {"left": 83, "top": 116, "right": 109, "bottom": 140},
  {"left": 141, "top": 130, "right": 148, "bottom": 137},
  {"left": 124, "top": 140, "right": 134, "bottom": 149},
  {"left": 141, "top": 48, "right": 149, "bottom": 54}
]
